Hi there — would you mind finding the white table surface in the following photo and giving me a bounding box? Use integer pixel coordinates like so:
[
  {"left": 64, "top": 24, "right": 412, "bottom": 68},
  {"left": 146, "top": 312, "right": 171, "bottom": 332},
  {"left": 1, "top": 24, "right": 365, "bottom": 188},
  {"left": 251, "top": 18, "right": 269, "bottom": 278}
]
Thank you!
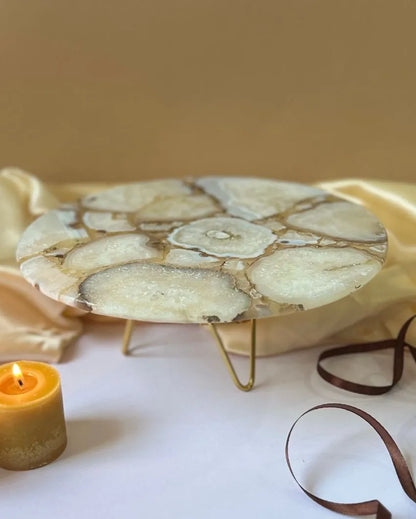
[{"left": 3, "top": 320, "right": 416, "bottom": 519}]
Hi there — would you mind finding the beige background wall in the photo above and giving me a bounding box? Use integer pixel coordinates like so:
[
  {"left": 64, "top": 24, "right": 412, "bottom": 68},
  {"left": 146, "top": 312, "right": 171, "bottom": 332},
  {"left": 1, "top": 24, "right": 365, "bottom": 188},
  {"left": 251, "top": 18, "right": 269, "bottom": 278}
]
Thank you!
[{"left": 0, "top": 0, "right": 415, "bottom": 184}]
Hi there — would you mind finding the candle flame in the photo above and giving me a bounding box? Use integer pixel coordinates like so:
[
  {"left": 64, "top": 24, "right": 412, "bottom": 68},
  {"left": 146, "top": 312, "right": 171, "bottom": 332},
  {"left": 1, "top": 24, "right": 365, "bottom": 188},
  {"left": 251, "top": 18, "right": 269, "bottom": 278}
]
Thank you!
[
  {"left": 12, "top": 363, "right": 22, "bottom": 379},
  {"left": 12, "top": 363, "right": 24, "bottom": 388}
]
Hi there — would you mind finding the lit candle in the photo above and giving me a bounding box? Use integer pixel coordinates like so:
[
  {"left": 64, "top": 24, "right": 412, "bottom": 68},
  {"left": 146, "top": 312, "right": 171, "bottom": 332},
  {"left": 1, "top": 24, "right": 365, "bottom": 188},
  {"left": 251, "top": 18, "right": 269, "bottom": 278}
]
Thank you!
[{"left": 0, "top": 361, "right": 67, "bottom": 470}]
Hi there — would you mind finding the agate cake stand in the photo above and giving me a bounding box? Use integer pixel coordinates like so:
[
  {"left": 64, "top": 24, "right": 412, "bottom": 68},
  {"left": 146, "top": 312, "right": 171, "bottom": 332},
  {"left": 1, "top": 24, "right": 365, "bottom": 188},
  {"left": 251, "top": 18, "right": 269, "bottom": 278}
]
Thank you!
[{"left": 17, "top": 177, "right": 388, "bottom": 391}]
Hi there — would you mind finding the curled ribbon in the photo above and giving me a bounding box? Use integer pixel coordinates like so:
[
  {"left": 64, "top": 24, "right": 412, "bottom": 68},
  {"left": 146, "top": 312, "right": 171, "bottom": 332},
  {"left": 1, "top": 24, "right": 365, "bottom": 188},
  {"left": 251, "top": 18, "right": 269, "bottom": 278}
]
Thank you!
[
  {"left": 285, "top": 403, "right": 416, "bottom": 518},
  {"left": 317, "top": 315, "right": 416, "bottom": 395}
]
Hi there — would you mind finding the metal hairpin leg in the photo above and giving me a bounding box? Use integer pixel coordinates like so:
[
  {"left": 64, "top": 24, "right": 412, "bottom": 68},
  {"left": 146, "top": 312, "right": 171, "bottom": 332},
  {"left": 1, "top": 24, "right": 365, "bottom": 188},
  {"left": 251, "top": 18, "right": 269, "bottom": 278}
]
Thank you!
[
  {"left": 208, "top": 319, "right": 257, "bottom": 392},
  {"left": 121, "top": 318, "right": 257, "bottom": 392},
  {"left": 122, "top": 319, "right": 134, "bottom": 355}
]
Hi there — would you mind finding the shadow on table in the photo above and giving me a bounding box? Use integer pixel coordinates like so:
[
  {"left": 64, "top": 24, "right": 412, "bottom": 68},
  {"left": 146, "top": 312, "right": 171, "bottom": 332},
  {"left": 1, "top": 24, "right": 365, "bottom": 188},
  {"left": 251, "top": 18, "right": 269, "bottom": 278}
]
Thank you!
[
  {"left": 63, "top": 418, "right": 126, "bottom": 459},
  {"left": 0, "top": 469, "right": 18, "bottom": 480},
  {"left": 61, "top": 321, "right": 208, "bottom": 361},
  {"left": 59, "top": 321, "right": 126, "bottom": 363}
]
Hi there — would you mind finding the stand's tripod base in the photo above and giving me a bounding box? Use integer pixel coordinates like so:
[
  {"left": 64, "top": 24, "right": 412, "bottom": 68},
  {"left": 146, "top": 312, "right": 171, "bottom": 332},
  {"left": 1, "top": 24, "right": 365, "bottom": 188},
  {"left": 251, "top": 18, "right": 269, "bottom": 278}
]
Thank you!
[{"left": 121, "top": 319, "right": 257, "bottom": 392}]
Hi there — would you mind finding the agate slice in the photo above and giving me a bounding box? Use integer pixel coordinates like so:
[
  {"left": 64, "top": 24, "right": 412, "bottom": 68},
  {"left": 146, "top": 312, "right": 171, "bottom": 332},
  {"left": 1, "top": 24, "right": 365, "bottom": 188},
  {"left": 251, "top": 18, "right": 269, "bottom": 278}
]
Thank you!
[
  {"left": 287, "top": 201, "right": 386, "bottom": 242},
  {"left": 17, "top": 177, "right": 387, "bottom": 323},
  {"left": 83, "top": 211, "right": 135, "bottom": 232},
  {"left": 168, "top": 217, "right": 276, "bottom": 258},
  {"left": 196, "top": 177, "right": 323, "bottom": 220},
  {"left": 78, "top": 263, "right": 250, "bottom": 323},
  {"left": 248, "top": 247, "right": 381, "bottom": 309},
  {"left": 63, "top": 233, "right": 162, "bottom": 272}
]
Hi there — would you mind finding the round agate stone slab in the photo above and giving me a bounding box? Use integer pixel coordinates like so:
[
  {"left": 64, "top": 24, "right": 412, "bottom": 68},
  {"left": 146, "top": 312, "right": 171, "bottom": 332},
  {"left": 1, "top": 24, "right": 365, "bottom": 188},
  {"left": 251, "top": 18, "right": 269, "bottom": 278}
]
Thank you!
[{"left": 17, "top": 177, "right": 387, "bottom": 324}]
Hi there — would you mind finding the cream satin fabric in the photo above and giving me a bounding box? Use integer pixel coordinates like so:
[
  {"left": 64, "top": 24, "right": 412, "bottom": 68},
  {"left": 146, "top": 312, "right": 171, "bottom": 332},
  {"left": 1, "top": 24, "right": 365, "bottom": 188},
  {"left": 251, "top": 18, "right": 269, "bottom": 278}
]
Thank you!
[
  {"left": 0, "top": 169, "right": 83, "bottom": 362},
  {"left": 1, "top": 168, "right": 415, "bottom": 361}
]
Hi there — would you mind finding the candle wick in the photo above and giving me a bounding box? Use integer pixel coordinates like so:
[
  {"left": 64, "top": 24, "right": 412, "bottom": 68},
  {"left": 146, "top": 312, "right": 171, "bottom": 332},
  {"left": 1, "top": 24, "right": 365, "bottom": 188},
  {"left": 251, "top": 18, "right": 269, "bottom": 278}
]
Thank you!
[{"left": 18, "top": 379, "right": 24, "bottom": 388}]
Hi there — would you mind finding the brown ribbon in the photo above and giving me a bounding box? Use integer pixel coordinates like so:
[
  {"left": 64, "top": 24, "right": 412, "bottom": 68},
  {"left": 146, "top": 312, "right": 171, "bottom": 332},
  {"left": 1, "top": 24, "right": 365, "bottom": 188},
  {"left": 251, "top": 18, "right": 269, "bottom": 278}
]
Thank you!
[
  {"left": 285, "top": 403, "right": 416, "bottom": 518},
  {"left": 317, "top": 315, "right": 416, "bottom": 395}
]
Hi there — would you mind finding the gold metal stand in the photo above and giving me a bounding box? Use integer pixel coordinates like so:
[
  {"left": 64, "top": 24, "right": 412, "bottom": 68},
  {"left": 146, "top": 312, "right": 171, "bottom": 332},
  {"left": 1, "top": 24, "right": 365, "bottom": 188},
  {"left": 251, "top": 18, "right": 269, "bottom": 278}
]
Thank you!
[
  {"left": 122, "top": 319, "right": 134, "bottom": 355},
  {"left": 208, "top": 319, "right": 256, "bottom": 392},
  {"left": 121, "top": 318, "right": 257, "bottom": 392}
]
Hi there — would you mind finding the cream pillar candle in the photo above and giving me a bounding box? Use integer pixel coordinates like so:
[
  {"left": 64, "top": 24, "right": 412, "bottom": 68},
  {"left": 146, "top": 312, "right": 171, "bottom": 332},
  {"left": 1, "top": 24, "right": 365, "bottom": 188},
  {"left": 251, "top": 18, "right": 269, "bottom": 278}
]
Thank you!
[{"left": 0, "top": 361, "right": 67, "bottom": 470}]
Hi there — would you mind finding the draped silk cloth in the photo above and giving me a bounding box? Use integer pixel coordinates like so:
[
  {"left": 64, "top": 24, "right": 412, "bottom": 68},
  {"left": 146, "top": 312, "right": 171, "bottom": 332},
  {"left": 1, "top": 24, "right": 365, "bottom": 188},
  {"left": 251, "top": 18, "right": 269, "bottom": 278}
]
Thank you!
[
  {"left": 0, "top": 169, "right": 83, "bottom": 362},
  {"left": 1, "top": 168, "right": 415, "bottom": 361}
]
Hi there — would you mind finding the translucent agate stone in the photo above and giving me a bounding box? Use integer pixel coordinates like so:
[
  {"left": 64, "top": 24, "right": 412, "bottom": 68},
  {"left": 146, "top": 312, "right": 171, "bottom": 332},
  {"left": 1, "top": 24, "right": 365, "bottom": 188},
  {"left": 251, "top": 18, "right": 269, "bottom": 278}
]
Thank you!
[{"left": 17, "top": 177, "right": 387, "bottom": 323}]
